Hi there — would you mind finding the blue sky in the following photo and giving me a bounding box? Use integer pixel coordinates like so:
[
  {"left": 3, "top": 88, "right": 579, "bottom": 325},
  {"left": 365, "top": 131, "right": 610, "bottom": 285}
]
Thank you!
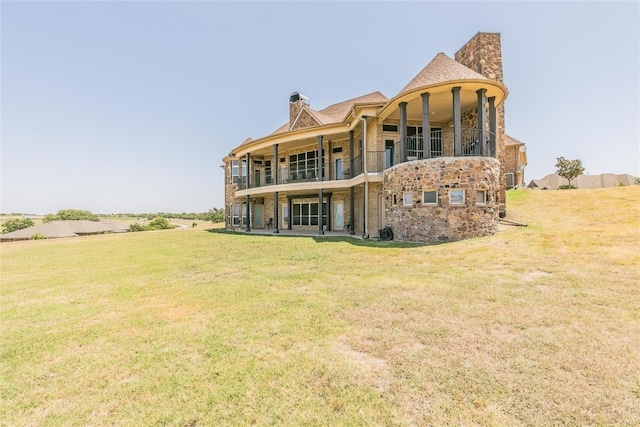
[{"left": 2, "top": 1, "right": 638, "bottom": 214}]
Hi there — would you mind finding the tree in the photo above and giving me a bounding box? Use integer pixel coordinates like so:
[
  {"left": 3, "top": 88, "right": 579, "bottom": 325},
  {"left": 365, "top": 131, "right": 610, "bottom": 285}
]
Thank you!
[
  {"left": 43, "top": 209, "right": 99, "bottom": 222},
  {"left": 555, "top": 157, "right": 585, "bottom": 188},
  {"left": 147, "top": 217, "right": 174, "bottom": 230},
  {"left": 2, "top": 218, "right": 35, "bottom": 234}
]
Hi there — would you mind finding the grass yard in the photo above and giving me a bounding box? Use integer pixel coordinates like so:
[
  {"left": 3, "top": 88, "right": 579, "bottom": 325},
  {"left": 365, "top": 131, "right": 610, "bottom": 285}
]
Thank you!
[{"left": 1, "top": 187, "right": 639, "bottom": 426}]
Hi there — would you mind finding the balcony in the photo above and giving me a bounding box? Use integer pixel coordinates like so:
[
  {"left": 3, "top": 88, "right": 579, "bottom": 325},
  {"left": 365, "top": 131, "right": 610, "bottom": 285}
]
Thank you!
[{"left": 234, "top": 128, "right": 493, "bottom": 191}]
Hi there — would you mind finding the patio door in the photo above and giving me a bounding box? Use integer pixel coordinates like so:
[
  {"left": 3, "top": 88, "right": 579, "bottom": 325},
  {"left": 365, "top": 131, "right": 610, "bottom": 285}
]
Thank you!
[
  {"left": 254, "top": 205, "right": 264, "bottom": 228},
  {"left": 334, "top": 201, "right": 344, "bottom": 230}
]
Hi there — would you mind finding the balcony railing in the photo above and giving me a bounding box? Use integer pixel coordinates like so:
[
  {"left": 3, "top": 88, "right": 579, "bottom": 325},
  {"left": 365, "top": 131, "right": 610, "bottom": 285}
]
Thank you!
[{"left": 234, "top": 128, "right": 493, "bottom": 190}]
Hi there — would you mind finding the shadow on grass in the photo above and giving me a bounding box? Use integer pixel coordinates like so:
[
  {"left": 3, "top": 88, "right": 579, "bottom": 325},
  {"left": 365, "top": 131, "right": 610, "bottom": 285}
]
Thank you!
[{"left": 204, "top": 228, "right": 427, "bottom": 248}]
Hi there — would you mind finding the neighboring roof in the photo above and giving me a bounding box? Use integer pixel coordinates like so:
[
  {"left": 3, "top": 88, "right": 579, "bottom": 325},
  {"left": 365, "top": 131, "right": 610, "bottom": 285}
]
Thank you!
[
  {"left": 398, "top": 53, "right": 489, "bottom": 96},
  {"left": 528, "top": 173, "right": 638, "bottom": 189},
  {"left": 270, "top": 91, "right": 388, "bottom": 136},
  {"left": 505, "top": 134, "right": 526, "bottom": 146},
  {"left": 1, "top": 220, "right": 129, "bottom": 241}
]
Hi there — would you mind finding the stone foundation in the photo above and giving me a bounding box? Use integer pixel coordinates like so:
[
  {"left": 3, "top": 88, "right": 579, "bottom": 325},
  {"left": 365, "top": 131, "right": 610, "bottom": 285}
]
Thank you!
[{"left": 383, "top": 157, "right": 501, "bottom": 243}]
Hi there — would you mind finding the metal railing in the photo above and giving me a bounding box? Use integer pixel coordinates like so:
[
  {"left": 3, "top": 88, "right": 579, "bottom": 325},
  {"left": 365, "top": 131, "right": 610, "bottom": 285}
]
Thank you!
[{"left": 235, "top": 129, "right": 493, "bottom": 190}]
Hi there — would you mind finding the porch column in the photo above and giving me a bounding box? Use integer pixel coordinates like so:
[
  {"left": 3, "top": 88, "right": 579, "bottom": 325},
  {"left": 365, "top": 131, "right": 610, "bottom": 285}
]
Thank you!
[
  {"left": 245, "top": 153, "right": 251, "bottom": 189},
  {"left": 399, "top": 102, "right": 408, "bottom": 162},
  {"left": 421, "top": 92, "right": 431, "bottom": 159},
  {"left": 273, "top": 144, "right": 279, "bottom": 233},
  {"left": 349, "top": 130, "right": 355, "bottom": 235},
  {"left": 287, "top": 197, "right": 292, "bottom": 230},
  {"left": 452, "top": 87, "right": 462, "bottom": 156},
  {"left": 245, "top": 195, "right": 251, "bottom": 232},
  {"left": 317, "top": 135, "right": 324, "bottom": 235},
  {"left": 488, "top": 97, "right": 497, "bottom": 158},
  {"left": 327, "top": 193, "right": 332, "bottom": 231},
  {"left": 273, "top": 192, "right": 279, "bottom": 233},
  {"left": 477, "top": 89, "right": 487, "bottom": 156}
]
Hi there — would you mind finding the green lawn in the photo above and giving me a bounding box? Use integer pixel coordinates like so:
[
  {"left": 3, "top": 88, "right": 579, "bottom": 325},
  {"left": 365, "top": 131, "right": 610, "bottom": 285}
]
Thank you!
[{"left": 2, "top": 187, "right": 639, "bottom": 426}]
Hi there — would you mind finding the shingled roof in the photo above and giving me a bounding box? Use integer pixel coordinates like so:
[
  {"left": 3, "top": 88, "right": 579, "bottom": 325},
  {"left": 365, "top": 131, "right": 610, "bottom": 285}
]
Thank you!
[
  {"left": 398, "top": 53, "right": 489, "bottom": 96},
  {"left": 270, "top": 91, "right": 388, "bottom": 136},
  {"left": 0, "top": 220, "right": 129, "bottom": 241}
]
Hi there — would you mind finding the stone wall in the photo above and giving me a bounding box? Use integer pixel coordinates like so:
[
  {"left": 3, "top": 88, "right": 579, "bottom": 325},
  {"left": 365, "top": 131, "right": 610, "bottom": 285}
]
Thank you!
[
  {"left": 455, "top": 32, "right": 506, "bottom": 212},
  {"left": 383, "top": 157, "right": 501, "bottom": 243}
]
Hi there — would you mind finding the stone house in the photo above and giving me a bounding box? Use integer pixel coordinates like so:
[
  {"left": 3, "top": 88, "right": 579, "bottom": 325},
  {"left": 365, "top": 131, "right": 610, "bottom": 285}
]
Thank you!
[{"left": 222, "top": 32, "right": 526, "bottom": 243}]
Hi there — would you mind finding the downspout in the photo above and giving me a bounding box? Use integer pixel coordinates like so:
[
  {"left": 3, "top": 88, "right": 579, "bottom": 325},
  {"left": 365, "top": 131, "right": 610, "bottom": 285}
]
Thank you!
[{"left": 359, "top": 115, "right": 368, "bottom": 239}]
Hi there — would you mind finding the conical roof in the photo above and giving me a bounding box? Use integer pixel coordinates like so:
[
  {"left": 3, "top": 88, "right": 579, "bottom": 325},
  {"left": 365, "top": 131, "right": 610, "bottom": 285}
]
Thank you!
[{"left": 398, "top": 53, "right": 489, "bottom": 96}]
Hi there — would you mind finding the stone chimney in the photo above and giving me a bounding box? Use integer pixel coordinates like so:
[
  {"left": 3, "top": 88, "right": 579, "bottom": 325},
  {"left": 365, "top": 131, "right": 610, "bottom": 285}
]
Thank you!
[
  {"left": 454, "top": 32, "right": 503, "bottom": 82},
  {"left": 289, "top": 92, "right": 310, "bottom": 125}
]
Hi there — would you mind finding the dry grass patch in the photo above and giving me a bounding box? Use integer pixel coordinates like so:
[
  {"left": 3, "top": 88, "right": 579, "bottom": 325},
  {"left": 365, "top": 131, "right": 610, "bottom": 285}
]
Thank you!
[{"left": 1, "top": 186, "right": 639, "bottom": 426}]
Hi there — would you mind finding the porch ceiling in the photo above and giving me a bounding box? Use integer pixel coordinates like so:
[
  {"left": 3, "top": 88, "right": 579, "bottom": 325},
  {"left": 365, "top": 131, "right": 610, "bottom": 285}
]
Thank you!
[{"left": 385, "top": 86, "right": 489, "bottom": 123}]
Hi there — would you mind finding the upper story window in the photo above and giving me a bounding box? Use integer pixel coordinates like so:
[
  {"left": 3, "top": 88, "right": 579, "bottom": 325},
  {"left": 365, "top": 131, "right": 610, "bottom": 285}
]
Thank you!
[
  {"left": 231, "top": 160, "right": 239, "bottom": 184},
  {"left": 289, "top": 150, "right": 323, "bottom": 180}
]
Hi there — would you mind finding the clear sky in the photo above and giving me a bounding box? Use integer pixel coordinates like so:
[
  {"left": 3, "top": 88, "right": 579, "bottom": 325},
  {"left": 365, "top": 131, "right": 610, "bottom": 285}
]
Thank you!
[{"left": 2, "top": 1, "right": 638, "bottom": 214}]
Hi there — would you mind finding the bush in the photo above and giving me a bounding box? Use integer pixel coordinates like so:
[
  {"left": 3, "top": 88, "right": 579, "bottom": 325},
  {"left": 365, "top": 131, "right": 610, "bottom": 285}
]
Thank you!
[
  {"left": 147, "top": 217, "right": 175, "bottom": 230},
  {"left": 2, "top": 218, "right": 35, "bottom": 234},
  {"left": 29, "top": 233, "right": 46, "bottom": 240},
  {"left": 129, "top": 223, "right": 146, "bottom": 232},
  {"left": 558, "top": 185, "right": 578, "bottom": 190}
]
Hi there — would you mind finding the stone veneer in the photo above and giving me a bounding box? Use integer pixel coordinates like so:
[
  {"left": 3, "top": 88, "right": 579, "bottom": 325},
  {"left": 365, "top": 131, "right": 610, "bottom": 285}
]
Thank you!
[
  {"left": 455, "top": 32, "right": 507, "bottom": 212},
  {"left": 383, "top": 157, "right": 501, "bottom": 243}
]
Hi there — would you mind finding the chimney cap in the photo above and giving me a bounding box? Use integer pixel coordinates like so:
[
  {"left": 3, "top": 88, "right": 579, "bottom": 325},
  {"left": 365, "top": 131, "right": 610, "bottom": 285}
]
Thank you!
[{"left": 289, "top": 92, "right": 310, "bottom": 105}]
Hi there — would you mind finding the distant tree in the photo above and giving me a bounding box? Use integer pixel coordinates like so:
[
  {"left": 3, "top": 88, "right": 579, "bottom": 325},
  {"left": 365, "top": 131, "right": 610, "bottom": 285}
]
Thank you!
[
  {"left": 555, "top": 157, "right": 585, "bottom": 188},
  {"left": 206, "top": 208, "right": 225, "bottom": 223},
  {"left": 43, "top": 209, "right": 99, "bottom": 222},
  {"left": 129, "top": 223, "right": 146, "bottom": 232},
  {"left": 147, "top": 217, "right": 174, "bottom": 230},
  {"left": 2, "top": 218, "right": 35, "bottom": 234}
]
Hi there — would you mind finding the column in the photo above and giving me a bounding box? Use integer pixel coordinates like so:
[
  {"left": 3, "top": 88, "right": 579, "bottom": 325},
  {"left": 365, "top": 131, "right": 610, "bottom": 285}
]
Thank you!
[
  {"left": 287, "top": 197, "right": 292, "bottom": 230},
  {"left": 452, "top": 87, "right": 462, "bottom": 156},
  {"left": 349, "top": 130, "right": 355, "bottom": 235},
  {"left": 245, "top": 153, "right": 251, "bottom": 189},
  {"left": 488, "top": 97, "right": 496, "bottom": 158},
  {"left": 421, "top": 92, "right": 431, "bottom": 159},
  {"left": 399, "top": 102, "right": 407, "bottom": 162},
  {"left": 327, "top": 193, "right": 332, "bottom": 231},
  {"left": 245, "top": 195, "right": 250, "bottom": 232},
  {"left": 477, "top": 88, "right": 487, "bottom": 156},
  {"left": 273, "top": 144, "right": 279, "bottom": 233},
  {"left": 317, "top": 135, "right": 324, "bottom": 235}
]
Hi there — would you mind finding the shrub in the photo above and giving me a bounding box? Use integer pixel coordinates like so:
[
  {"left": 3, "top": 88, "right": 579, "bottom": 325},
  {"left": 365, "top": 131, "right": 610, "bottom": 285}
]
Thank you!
[
  {"left": 559, "top": 185, "right": 578, "bottom": 190},
  {"left": 129, "top": 223, "right": 147, "bottom": 232},
  {"left": 29, "top": 233, "right": 46, "bottom": 240},
  {"left": 2, "top": 218, "right": 35, "bottom": 234},
  {"left": 147, "top": 217, "right": 174, "bottom": 230}
]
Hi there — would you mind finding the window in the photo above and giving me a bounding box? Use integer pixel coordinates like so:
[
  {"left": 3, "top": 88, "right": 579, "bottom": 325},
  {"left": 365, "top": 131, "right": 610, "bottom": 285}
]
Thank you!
[
  {"left": 392, "top": 194, "right": 397, "bottom": 206},
  {"left": 291, "top": 202, "right": 327, "bottom": 226},
  {"left": 383, "top": 124, "right": 398, "bottom": 132},
  {"left": 231, "top": 160, "right": 239, "bottom": 184},
  {"left": 282, "top": 205, "right": 288, "bottom": 224},
  {"left": 422, "top": 190, "right": 438, "bottom": 205},
  {"left": 265, "top": 160, "right": 272, "bottom": 184},
  {"left": 449, "top": 190, "right": 465, "bottom": 205},
  {"left": 335, "top": 158, "right": 343, "bottom": 180},
  {"left": 403, "top": 193, "right": 413, "bottom": 206},
  {"left": 476, "top": 190, "right": 487, "bottom": 205},
  {"left": 232, "top": 204, "right": 240, "bottom": 225},
  {"left": 289, "top": 150, "right": 321, "bottom": 181}
]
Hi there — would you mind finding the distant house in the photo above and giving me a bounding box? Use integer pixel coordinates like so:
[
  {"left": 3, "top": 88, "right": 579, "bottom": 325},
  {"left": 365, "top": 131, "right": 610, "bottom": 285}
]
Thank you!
[
  {"left": 528, "top": 173, "right": 637, "bottom": 190},
  {"left": 0, "top": 220, "right": 129, "bottom": 242},
  {"left": 504, "top": 135, "right": 528, "bottom": 188}
]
